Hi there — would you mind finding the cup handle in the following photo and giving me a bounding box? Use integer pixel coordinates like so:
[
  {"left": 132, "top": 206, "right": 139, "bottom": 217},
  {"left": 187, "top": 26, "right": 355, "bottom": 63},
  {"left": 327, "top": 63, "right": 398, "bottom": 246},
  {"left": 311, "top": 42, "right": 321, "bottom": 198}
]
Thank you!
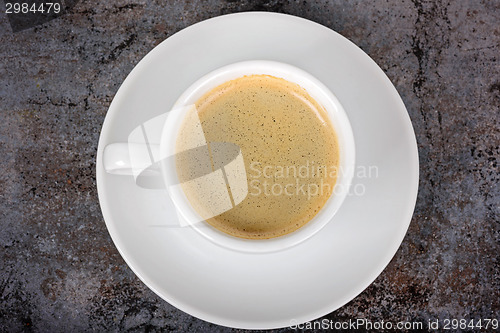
[{"left": 103, "top": 143, "right": 165, "bottom": 188}]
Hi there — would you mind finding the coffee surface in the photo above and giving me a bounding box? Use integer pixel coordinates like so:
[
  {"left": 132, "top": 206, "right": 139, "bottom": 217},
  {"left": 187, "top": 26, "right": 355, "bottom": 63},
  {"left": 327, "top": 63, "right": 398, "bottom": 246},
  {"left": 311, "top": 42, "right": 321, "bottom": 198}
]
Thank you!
[{"left": 176, "top": 74, "right": 339, "bottom": 239}]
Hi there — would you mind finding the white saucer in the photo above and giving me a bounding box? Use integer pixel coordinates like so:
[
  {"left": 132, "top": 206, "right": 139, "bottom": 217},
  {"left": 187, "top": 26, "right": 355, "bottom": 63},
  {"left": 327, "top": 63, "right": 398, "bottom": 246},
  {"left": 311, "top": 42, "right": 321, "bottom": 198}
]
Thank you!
[{"left": 96, "top": 12, "right": 419, "bottom": 329}]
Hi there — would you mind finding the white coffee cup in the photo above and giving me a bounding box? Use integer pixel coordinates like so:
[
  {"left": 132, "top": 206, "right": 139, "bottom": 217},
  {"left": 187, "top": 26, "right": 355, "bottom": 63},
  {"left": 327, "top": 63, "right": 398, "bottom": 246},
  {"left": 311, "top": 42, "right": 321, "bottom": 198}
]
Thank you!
[{"left": 103, "top": 60, "right": 355, "bottom": 253}]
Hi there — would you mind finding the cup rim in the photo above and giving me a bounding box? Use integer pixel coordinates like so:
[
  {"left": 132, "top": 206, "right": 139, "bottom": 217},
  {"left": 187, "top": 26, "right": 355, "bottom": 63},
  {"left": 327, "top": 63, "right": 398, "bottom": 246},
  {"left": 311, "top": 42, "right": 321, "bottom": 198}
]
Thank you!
[{"left": 161, "top": 60, "right": 355, "bottom": 253}]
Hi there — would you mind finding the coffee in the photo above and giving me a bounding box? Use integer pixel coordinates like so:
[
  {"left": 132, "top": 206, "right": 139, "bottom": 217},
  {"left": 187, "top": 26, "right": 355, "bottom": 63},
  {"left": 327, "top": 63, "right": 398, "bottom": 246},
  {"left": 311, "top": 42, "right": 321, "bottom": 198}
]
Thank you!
[{"left": 175, "top": 74, "right": 339, "bottom": 239}]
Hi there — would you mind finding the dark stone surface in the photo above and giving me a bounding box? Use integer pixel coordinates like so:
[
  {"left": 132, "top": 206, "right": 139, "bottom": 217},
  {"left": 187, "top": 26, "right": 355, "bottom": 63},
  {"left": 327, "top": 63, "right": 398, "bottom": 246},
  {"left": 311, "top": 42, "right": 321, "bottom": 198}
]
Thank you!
[{"left": 0, "top": 0, "right": 498, "bottom": 332}]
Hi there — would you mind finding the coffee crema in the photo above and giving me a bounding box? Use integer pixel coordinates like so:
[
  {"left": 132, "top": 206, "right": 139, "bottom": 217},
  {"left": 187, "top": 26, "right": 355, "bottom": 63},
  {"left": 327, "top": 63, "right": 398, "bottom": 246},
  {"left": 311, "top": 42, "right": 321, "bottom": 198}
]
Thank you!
[{"left": 175, "top": 74, "right": 339, "bottom": 239}]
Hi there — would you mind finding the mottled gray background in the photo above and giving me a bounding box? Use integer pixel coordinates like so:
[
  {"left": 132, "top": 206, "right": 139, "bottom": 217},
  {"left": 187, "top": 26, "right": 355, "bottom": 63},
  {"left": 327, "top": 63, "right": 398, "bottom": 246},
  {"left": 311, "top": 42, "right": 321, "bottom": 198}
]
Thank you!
[{"left": 0, "top": 0, "right": 498, "bottom": 332}]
